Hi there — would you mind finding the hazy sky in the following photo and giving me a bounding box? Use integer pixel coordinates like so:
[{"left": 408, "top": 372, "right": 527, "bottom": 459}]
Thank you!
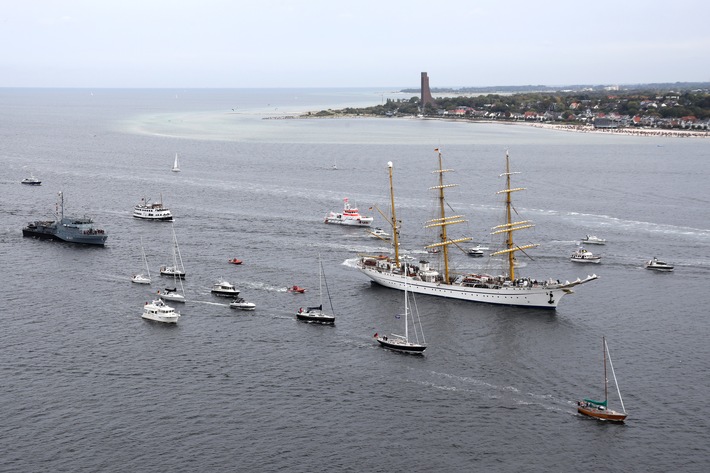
[{"left": 2, "top": 0, "right": 708, "bottom": 88}]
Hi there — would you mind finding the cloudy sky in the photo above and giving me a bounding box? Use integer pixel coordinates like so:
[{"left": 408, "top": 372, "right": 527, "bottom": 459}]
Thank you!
[{"left": 2, "top": 0, "right": 708, "bottom": 88}]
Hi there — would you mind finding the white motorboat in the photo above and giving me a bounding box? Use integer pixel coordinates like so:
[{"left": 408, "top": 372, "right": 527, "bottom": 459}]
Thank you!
[
  {"left": 211, "top": 279, "right": 239, "bottom": 297},
  {"left": 466, "top": 245, "right": 487, "bottom": 257},
  {"left": 357, "top": 154, "right": 597, "bottom": 310},
  {"left": 21, "top": 174, "right": 42, "bottom": 185},
  {"left": 368, "top": 227, "right": 391, "bottom": 240},
  {"left": 141, "top": 299, "right": 180, "bottom": 324},
  {"left": 571, "top": 247, "right": 602, "bottom": 264},
  {"left": 134, "top": 196, "right": 173, "bottom": 221},
  {"left": 581, "top": 235, "right": 607, "bottom": 245},
  {"left": 229, "top": 297, "right": 256, "bottom": 310},
  {"left": 644, "top": 257, "right": 674, "bottom": 272},
  {"left": 324, "top": 198, "right": 373, "bottom": 226}
]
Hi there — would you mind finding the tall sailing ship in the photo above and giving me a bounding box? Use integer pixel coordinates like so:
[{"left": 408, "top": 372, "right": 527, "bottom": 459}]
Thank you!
[{"left": 357, "top": 150, "right": 597, "bottom": 309}]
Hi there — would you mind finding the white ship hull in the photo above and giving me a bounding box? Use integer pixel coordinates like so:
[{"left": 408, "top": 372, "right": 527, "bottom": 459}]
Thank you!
[
  {"left": 142, "top": 312, "right": 179, "bottom": 323},
  {"left": 358, "top": 264, "right": 595, "bottom": 309},
  {"left": 324, "top": 215, "right": 373, "bottom": 226},
  {"left": 133, "top": 208, "right": 173, "bottom": 221}
]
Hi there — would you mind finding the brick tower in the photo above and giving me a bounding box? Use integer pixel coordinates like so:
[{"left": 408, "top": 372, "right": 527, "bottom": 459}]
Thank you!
[{"left": 421, "top": 72, "right": 434, "bottom": 109}]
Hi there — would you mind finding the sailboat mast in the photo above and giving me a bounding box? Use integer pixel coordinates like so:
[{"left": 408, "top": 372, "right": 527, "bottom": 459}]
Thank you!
[
  {"left": 490, "top": 151, "right": 538, "bottom": 281},
  {"left": 388, "top": 162, "right": 400, "bottom": 267},
  {"left": 436, "top": 150, "right": 451, "bottom": 283},
  {"left": 602, "top": 337, "right": 609, "bottom": 406},
  {"left": 503, "top": 153, "right": 516, "bottom": 280},
  {"left": 425, "top": 150, "right": 471, "bottom": 284},
  {"left": 318, "top": 255, "right": 324, "bottom": 308},
  {"left": 404, "top": 262, "right": 409, "bottom": 342}
]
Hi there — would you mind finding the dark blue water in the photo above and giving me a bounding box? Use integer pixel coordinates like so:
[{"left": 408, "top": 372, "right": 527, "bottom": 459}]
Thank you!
[{"left": 1, "top": 89, "right": 709, "bottom": 472}]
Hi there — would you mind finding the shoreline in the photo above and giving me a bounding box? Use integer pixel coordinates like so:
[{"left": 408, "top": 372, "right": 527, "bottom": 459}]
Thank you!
[
  {"left": 525, "top": 122, "right": 708, "bottom": 138},
  {"left": 277, "top": 112, "right": 709, "bottom": 138}
]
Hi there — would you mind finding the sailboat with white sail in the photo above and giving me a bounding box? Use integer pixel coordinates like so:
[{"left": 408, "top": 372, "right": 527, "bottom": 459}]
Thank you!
[
  {"left": 577, "top": 336, "right": 628, "bottom": 422},
  {"left": 159, "top": 225, "right": 186, "bottom": 302},
  {"left": 375, "top": 261, "right": 426, "bottom": 354},
  {"left": 357, "top": 150, "right": 597, "bottom": 309},
  {"left": 172, "top": 153, "right": 181, "bottom": 172},
  {"left": 296, "top": 255, "right": 335, "bottom": 324},
  {"left": 160, "top": 225, "right": 186, "bottom": 279},
  {"left": 131, "top": 237, "right": 151, "bottom": 284}
]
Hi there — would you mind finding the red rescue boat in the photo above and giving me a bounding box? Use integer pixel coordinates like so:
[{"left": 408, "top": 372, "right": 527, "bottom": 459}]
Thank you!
[{"left": 228, "top": 258, "right": 243, "bottom": 265}]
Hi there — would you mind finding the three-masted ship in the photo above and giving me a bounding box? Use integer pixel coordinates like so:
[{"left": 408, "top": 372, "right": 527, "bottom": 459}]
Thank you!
[{"left": 357, "top": 150, "right": 597, "bottom": 309}]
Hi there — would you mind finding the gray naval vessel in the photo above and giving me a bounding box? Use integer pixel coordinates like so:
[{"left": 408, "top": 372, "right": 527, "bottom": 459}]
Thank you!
[{"left": 22, "top": 192, "right": 108, "bottom": 246}]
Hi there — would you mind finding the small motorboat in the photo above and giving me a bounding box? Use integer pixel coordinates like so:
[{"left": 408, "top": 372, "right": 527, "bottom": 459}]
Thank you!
[
  {"left": 466, "top": 245, "right": 487, "bottom": 257},
  {"left": 21, "top": 174, "right": 42, "bottom": 186},
  {"left": 131, "top": 273, "right": 151, "bottom": 285},
  {"left": 570, "top": 247, "right": 602, "bottom": 264},
  {"left": 581, "top": 235, "right": 607, "bottom": 245},
  {"left": 228, "top": 258, "right": 243, "bottom": 265},
  {"left": 288, "top": 285, "right": 306, "bottom": 293},
  {"left": 229, "top": 297, "right": 256, "bottom": 310},
  {"left": 368, "top": 228, "right": 391, "bottom": 240},
  {"left": 211, "top": 279, "right": 239, "bottom": 297},
  {"left": 644, "top": 257, "right": 674, "bottom": 272}
]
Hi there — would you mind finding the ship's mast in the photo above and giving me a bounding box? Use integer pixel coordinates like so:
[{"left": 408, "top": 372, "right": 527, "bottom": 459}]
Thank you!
[
  {"left": 602, "top": 337, "right": 609, "bottom": 407},
  {"left": 490, "top": 151, "right": 538, "bottom": 280},
  {"left": 56, "top": 191, "right": 64, "bottom": 220},
  {"left": 388, "top": 161, "right": 400, "bottom": 268},
  {"left": 425, "top": 149, "right": 470, "bottom": 284}
]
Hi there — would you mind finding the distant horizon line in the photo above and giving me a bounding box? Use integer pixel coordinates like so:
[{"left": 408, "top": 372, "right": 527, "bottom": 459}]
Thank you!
[{"left": 1, "top": 81, "right": 708, "bottom": 91}]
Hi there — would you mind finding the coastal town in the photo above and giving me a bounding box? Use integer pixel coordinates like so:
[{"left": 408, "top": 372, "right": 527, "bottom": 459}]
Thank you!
[{"left": 304, "top": 81, "right": 710, "bottom": 137}]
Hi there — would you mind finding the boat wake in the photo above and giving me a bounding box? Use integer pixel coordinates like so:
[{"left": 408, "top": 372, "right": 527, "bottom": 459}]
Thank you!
[
  {"left": 423, "top": 370, "right": 571, "bottom": 414},
  {"left": 190, "top": 300, "right": 229, "bottom": 307}
]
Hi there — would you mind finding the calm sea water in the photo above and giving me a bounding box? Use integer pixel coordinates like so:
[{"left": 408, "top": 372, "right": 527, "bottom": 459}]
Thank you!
[{"left": 1, "top": 88, "right": 709, "bottom": 472}]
